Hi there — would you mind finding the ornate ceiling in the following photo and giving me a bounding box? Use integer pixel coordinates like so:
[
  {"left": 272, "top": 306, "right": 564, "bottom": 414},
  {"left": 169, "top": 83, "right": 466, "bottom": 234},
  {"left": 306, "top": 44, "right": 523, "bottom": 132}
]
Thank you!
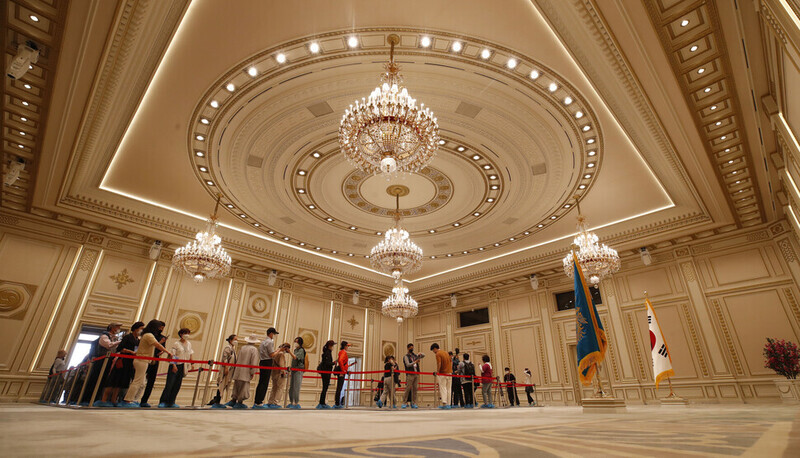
[{"left": 7, "top": 0, "right": 772, "bottom": 300}]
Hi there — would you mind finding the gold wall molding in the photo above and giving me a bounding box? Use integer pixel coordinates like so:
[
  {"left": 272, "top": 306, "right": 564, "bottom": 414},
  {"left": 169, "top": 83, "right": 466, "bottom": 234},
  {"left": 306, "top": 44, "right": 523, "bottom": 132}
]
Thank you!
[
  {"left": 709, "top": 299, "right": 744, "bottom": 375},
  {"left": 681, "top": 303, "right": 709, "bottom": 377},
  {"left": 626, "top": 312, "right": 647, "bottom": 380},
  {"left": 778, "top": 238, "right": 797, "bottom": 263},
  {"left": 108, "top": 268, "right": 134, "bottom": 290},
  {"left": 783, "top": 288, "right": 800, "bottom": 326}
]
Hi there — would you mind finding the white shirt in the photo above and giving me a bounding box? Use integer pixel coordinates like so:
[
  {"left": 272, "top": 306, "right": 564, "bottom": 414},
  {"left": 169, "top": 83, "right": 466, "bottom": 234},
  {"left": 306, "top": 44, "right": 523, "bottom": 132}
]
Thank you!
[
  {"left": 99, "top": 334, "right": 120, "bottom": 350},
  {"left": 170, "top": 339, "right": 194, "bottom": 375}
]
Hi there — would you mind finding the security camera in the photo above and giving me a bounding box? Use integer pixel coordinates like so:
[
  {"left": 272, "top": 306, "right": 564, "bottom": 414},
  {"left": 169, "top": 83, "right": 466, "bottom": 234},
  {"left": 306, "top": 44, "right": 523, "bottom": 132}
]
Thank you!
[
  {"left": 529, "top": 273, "right": 539, "bottom": 290},
  {"left": 352, "top": 290, "right": 360, "bottom": 305},
  {"left": 640, "top": 247, "right": 652, "bottom": 266},
  {"left": 148, "top": 240, "right": 162, "bottom": 260},
  {"left": 3, "top": 158, "right": 25, "bottom": 186},
  {"left": 268, "top": 269, "right": 278, "bottom": 286},
  {"left": 6, "top": 41, "right": 39, "bottom": 80},
  {"left": 450, "top": 293, "right": 457, "bottom": 308}
]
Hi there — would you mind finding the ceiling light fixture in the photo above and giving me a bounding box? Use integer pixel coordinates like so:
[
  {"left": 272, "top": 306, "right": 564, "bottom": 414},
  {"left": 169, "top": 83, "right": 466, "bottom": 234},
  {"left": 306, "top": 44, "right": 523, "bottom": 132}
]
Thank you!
[
  {"left": 420, "top": 36, "right": 431, "bottom": 47},
  {"left": 20, "top": 117, "right": 27, "bottom": 122},
  {"left": 210, "top": 100, "right": 219, "bottom": 108},
  {"left": 451, "top": 41, "right": 463, "bottom": 52},
  {"left": 298, "top": 170, "right": 307, "bottom": 175},
  {"left": 704, "top": 87, "right": 711, "bottom": 93},
  {"left": 196, "top": 135, "right": 204, "bottom": 141},
  {"left": 472, "top": 155, "right": 480, "bottom": 160},
  {"left": 575, "top": 111, "right": 584, "bottom": 119},
  {"left": 23, "top": 84, "right": 31, "bottom": 89},
  {"left": 309, "top": 42, "right": 320, "bottom": 53},
  {"left": 548, "top": 82, "right": 558, "bottom": 92},
  {"left": 438, "top": 139, "right": 446, "bottom": 145},
  {"left": 312, "top": 152, "right": 321, "bottom": 158},
  {"left": 298, "top": 189, "right": 306, "bottom": 193},
  {"left": 348, "top": 36, "right": 359, "bottom": 48},
  {"left": 200, "top": 118, "right": 209, "bottom": 125},
  {"left": 195, "top": 151, "right": 204, "bottom": 157},
  {"left": 481, "top": 49, "right": 491, "bottom": 59},
  {"left": 562, "top": 197, "right": 620, "bottom": 285},
  {"left": 248, "top": 67, "right": 258, "bottom": 77},
  {"left": 583, "top": 125, "right": 591, "bottom": 131},
  {"left": 199, "top": 167, "right": 207, "bottom": 172},
  {"left": 681, "top": 19, "right": 689, "bottom": 26},
  {"left": 487, "top": 198, "right": 494, "bottom": 203},
  {"left": 30, "top": 15, "right": 39, "bottom": 22},
  {"left": 339, "top": 34, "right": 438, "bottom": 177},
  {"left": 457, "top": 146, "right": 466, "bottom": 152},
  {"left": 507, "top": 58, "right": 518, "bottom": 69},
  {"left": 530, "top": 70, "right": 540, "bottom": 79},
  {"left": 172, "top": 194, "right": 232, "bottom": 283},
  {"left": 473, "top": 212, "right": 480, "bottom": 216},
  {"left": 710, "top": 105, "right": 717, "bottom": 110},
  {"left": 226, "top": 83, "right": 235, "bottom": 92},
  {"left": 690, "top": 45, "right": 698, "bottom": 52},
  {"left": 588, "top": 151, "right": 596, "bottom": 156},
  {"left": 453, "top": 222, "right": 460, "bottom": 227},
  {"left": 564, "top": 96, "right": 573, "bottom": 105},
  {"left": 483, "top": 164, "right": 491, "bottom": 169},
  {"left": 697, "top": 68, "right": 705, "bottom": 74},
  {"left": 276, "top": 53, "right": 287, "bottom": 63}
]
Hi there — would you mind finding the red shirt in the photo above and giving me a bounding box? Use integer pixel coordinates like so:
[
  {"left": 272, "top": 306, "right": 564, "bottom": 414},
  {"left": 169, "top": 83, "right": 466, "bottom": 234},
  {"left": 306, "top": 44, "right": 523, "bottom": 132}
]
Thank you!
[
  {"left": 337, "top": 349, "right": 349, "bottom": 372},
  {"left": 481, "top": 363, "right": 493, "bottom": 380}
]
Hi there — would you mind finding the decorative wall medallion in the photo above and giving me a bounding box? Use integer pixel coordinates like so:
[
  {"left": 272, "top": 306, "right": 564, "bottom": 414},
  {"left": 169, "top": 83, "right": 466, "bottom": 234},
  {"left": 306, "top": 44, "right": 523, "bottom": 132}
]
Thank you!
[
  {"left": 299, "top": 328, "right": 318, "bottom": 353},
  {"left": 246, "top": 292, "right": 272, "bottom": 318},
  {"left": 176, "top": 309, "right": 208, "bottom": 340},
  {"left": 382, "top": 341, "right": 396, "bottom": 358},
  {"left": 108, "top": 268, "right": 135, "bottom": 290},
  {"left": 0, "top": 280, "right": 36, "bottom": 320},
  {"left": 347, "top": 314, "right": 359, "bottom": 330}
]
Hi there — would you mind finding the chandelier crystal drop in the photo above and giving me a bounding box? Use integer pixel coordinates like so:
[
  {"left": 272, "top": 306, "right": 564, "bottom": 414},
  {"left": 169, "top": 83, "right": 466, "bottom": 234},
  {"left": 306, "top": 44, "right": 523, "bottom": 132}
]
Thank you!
[
  {"left": 562, "top": 205, "right": 620, "bottom": 285},
  {"left": 382, "top": 279, "right": 418, "bottom": 323},
  {"left": 172, "top": 195, "right": 232, "bottom": 283},
  {"left": 370, "top": 187, "right": 423, "bottom": 278},
  {"left": 339, "top": 34, "right": 439, "bottom": 177}
]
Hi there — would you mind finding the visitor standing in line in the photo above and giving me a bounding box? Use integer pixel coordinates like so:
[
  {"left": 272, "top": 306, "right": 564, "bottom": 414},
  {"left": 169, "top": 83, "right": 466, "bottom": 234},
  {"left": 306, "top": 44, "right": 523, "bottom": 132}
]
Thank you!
[
  {"left": 451, "top": 348, "right": 464, "bottom": 408},
  {"left": 431, "top": 343, "right": 453, "bottom": 409},
  {"left": 334, "top": 341, "right": 350, "bottom": 408},
  {"left": 523, "top": 368, "right": 535, "bottom": 406},
  {"left": 253, "top": 327, "right": 280, "bottom": 409},
  {"left": 503, "top": 367, "right": 520, "bottom": 407},
  {"left": 316, "top": 340, "right": 335, "bottom": 409},
  {"left": 267, "top": 343, "right": 290, "bottom": 408},
  {"left": 377, "top": 355, "right": 398, "bottom": 408},
  {"left": 402, "top": 343, "right": 424, "bottom": 409},
  {"left": 159, "top": 328, "right": 193, "bottom": 408},
  {"left": 208, "top": 334, "right": 237, "bottom": 407},
  {"left": 461, "top": 353, "right": 475, "bottom": 408},
  {"left": 139, "top": 329, "right": 167, "bottom": 408},
  {"left": 230, "top": 334, "right": 259, "bottom": 408},
  {"left": 85, "top": 322, "right": 122, "bottom": 406},
  {"left": 288, "top": 336, "right": 307, "bottom": 409},
  {"left": 46, "top": 349, "right": 68, "bottom": 403},
  {"left": 119, "top": 320, "right": 171, "bottom": 407},
  {"left": 480, "top": 354, "right": 495, "bottom": 408},
  {"left": 100, "top": 321, "right": 144, "bottom": 406}
]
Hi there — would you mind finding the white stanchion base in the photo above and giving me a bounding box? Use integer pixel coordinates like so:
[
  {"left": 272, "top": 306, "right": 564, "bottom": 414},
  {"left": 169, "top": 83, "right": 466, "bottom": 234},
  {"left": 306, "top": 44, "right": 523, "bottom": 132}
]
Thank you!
[{"left": 581, "top": 397, "right": 627, "bottom": 413}]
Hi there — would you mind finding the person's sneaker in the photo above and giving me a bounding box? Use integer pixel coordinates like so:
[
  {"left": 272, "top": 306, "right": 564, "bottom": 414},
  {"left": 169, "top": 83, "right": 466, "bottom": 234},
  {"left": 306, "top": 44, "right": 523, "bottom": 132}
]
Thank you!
[
  {"left": 480, "top": 404, "right": 488, "bottom": 408},
  {"left": 117, "top": 402, "right": 138, "bottom": 408},
  {"left": 139, "top": 402, "right": 151, "bottom": 408},
  {"left": 411, "top": 404, "right": 419, "bottom": 409},
  {"left": 488, "top": 403, "right": 495, "bottom": 408},
  {"left": 293, "top": 404, "right": 301, "bottom": 410},
  {"left": 211, "top": 403, "right": 227, "bottom": 409},
  {"left": 376, "top": 400, "right": 383, "bottom": 408},
  {"left": 401, "top": 404, "right": 408, "bottom": 409},
  {"left": 323, "top": 404, "right": 333, "bottom": 409},
  {"left": 93, "top": 400, "right": 112, "bottom": 408},
  {"left": 232, "top": 403, "right": 247, "bottom": 409},
  {"left": 225, "top": 400, "right": 236, "bottom": 407},
  {"left": 316, "top": 403, "right": 326, "bottom": 409},
  {"left": 170, "top": 404, "right": 181, "bottom": 408},
  {"left": 252, "top": 404, "right": 266, "bottom": 409},
  {"left": 157, "top": 403, "right": 169, "bottom": 408},
  {"left": 438, "top": 405, "right": 447, "bottom": 409},
  {"left": 333, "top": 404, "right": 343, "bottom": 409},
  {"left": 78, "top": 402, "right": 89, "bottom": 407},
  {"left": 267, "top": 403, "right": 281, "bottom": 409}
]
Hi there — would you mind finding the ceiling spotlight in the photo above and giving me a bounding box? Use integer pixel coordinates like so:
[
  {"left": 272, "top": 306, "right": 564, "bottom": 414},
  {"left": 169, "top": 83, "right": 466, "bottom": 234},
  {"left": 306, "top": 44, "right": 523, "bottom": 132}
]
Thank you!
[
  {"left": 226, "top": 83, "right": 235, "bottom": 92},
  {"left": 507, "top": 58, "right": 518, "bottom": 69},
  {"left": 376, "top": 231, "right": 382, "bottom": 235},
  {"left": 690, "top": 45, "right": 698, "bottom": 52},
  {"left": 332, "top": 250, "right": 338, "bottom": 254},
  {"left": 479, "top": 247, "right": 484, "bottom": 251},
  {"left": 349, "top": 226, "right": 357, "bottom": 230},
  {"left": 587, "top": 163, "right": 595, "bottom": 168},
  {"left": 196, "top": 135, "right": 205, "bottom": 141},
  {"left": 697, "top": 68, "right": 705, "bottom": 74},
  {"left": 510, "top": 237, "right": 515, "bottom": 241},
  {"left": 575, "top": 111, "right": 584, "bottom": 119},
  {"left": 348, "top": 36, "right": 359, "bottom": 48},
  {"left": 254, "top": 223, "right": 260, "bottom": 227},
  {"left": 206, "top": 180, "right": 214, "bottom": 185},
  {"left": 587, "top": 138, "right": 595, "bottom": 144},
  {"left": 226, "top": 204, "right": 234, "bottom": 208},
  {"left": 583, "top": 125, "right": 591, "bottom": 132},
  {"left": 438, "top": 139, "right": 446, "bottom": 145},
  {"left": 19, "top": 132, "right": 25, "bottom": 136},
  {"left": 276, "top": 53, "right": 287, "bottom": 63},
  {"left": 728, "top": 160, "right": 734, "bottom": 164},
  {"left": 463, "top": 251, "right": 468, "bottom": 254},
  {"left": 453, "top": 222, "right": 460, "bottom": 227},
  {"left": 494, "top": 243, "right": 500, "bottom": 246},
  {"left": 431, "top": 255, "right": 436, "bottom": 259},
  {"left": 447, "top": 253, "right": 453, "bottom": 257},
  {"left": 312, "top": 152, "right": 321, "bottom": 158},
  {"left": 299, "top": 242, "right": 306, "bottom": 246},
  {"left": 584, "top": 174, "right": 592, "bottom": 179},
  {"left": 483, "top": 164, "right": 491, "bottom": 169},
  {"left": 550, "top": 215, "right": 557, "bottom": 219},
  {"left": 326, "top": 217, "right": 333, "bottom": 222},
  {"left": 564, "top": 204, "right": 571, "bottom": 208},
  {"left": 17, "top": 144, "right": 24, "bottom": 149},
  {"left": 283, "top": 237, "right": 290, "bottom": 240},
  {"left": 481, "top": 49, "right": 491, "bottom": 59},
  {"left": 210, "top": 100, "right": 219, "bottom": 108},
  {"left": 704, "top": 87, "right": 711, "bottom": 93},
  {"left": 20, "top": 117, "right": 27, "bottom": 122},
  {"left": 588, "top": 151, "right": 596, "bottom": 156},
  {"left": 240, "top": 214, "right": 247, "bottom": 218},
  {"left": 457, "top": 146, "right": 466, "bottom": 152},
  {"left": 23, "top": 84, "right": 31, "bottom": 89},
  {"left": 487, "top": 198, "right": 494, "bottom": 203},
  {"left": 315, "top": 247, "right": 321, "bottom": 250},
  {"left": 721, "top": 135, "right": 727, "bottom": 140},
  {"left": 473, "top": 212, "right": 480, "bottom": 216},
  {"left": 298, "top": 170, "right": 307, "bottom": 175},
  {"left": 348, "top": 253, "right": 353, "bottom": 257},
  {"left": 530, "top": 70, "right": 540, "bottom": 79},
  {"left": 30, "top": 15, "right": 39, "bottom": 22},
  {"left": 579, "top": 184, "right": 586, "bottom": 189},
  {"left": 725, "top": 148, "right": 731, "bottom": 152},
  {"left": 199, "top": 167, "right": 208, "bottom": 172},
  {"left": 200, "top": 118, "right": 209, "bottom": 125},
  {"left": 681, "top": 19, "right": 689, "bottom": 27},
  {"left": 489, "top": 174, "right": 497, "bottom": 179},
  {"left": 564, "top": 97, "right": 575, "bottom": 106},
  {"left": 420, "top": 36, "right": 431, "bottom": 47},
  {"left": 298, "top": 188, "right": 306, "bottom": 193},
  {"left": 452, "top": 41, "right": 463, "bottom": 52},
  {"left": 490, "top": 185, "right": 499, "bottom": 190},
  {"left": 309, "top": 42, "right": 320, "bottom": 53},
  {"left": 247, "top": 66, "right": 258, "bottom": 77},
  {"left": 21, "top": 101, "right": 29, "bottom": 106},
  {"left": 548, "top": 82, "right": 558, "bottom": 92},
  {"left": 524, "top": 231, "right": 530, "bottom": 235},
  {"left": 429, "top": 229, "right": 436, "bottom": 233},
  {"left": 195, "top": 151, "right": 204, "bottom": 157},
  {"left": 538, "top": 224, "right": 544, "bottom": 227},
  {"left": 308, "top": 204, "right": 315, "bottom": 209},
  {"left": 472, "top": 155, "right": 480, "bottom": 160}
]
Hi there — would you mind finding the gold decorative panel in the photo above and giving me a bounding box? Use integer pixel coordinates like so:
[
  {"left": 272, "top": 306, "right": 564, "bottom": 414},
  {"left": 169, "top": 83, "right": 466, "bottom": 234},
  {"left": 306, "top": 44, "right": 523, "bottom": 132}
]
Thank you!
[
  {"left": 175, "top": 308, "right": 208, "bottom": 341},
  {"left": 0, "top": 280, "right": 36, "bottom": 320},
  {"left": 299, "top": 328, "right": 318, "bottom": 353},
  {"left": 381, "top": 341, "right": 397, "bottom": 358}
]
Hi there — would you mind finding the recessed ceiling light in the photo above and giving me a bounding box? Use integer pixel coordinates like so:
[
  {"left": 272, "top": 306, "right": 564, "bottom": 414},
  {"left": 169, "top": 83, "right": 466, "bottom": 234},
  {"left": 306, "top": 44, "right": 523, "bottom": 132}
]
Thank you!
[
  {"left": 587, "top": 163, "right": 595, "bottom": 168},
  {"left": 721, "top": 135, "right": 727, "bottom": 140},
  {"left": 315, "top": 246, "right": 321, "bottom": 250},
  {"left": 579, "top": 184, "right": 586, "bottom": 189},
  {"left": 226, "top": 204, "right": 234, "bottom": 208},
  {"left": 447, "top": 253, "right": 453, "bottom": 257},
  {"left": 530, "top": 70, "right": 540, "bottom": 79},
  {"left": 550, "top": 216, "right": 557, "bottom": 219},
  {"left": 298, "top": 189, "right": 306, "bottom": 193},
  {"left": 548, "top": 82, "right": 558, "bottom": 92},
  {"left": 28, "top": 64, "right": 33, "bottom": 70},
  {"left": 564, "top": 204, "right": 571, "bottom": 208},
  {"left": 276, "top": 53, "right": 287, "bottom": 63},
  {"left": 489, "top": 175, "right": 497, "bottom": 179},
  {"left": 348, "top": 253, "right": 353, "bottom": 257},
  {"left": 480, "top": 49, "right": 491, "bottom": 59},
  {"left": 463, "top": 251, "right": 468, "bottom": 254},
  {"left": 199, "top": 167, "right": 208, "bottom": 172},
  {"left": 254, "top": 223, "right": 260, "bottom": 227},
  {"left": 22, "top": 101, "right": 29, "bottom": 106},
  {"left": 210, "top": 100, "right": 219, "bottom": 108},
  {"left": 429, "top": 229, "right": 435, "bottom": 233},
  {"left": 20, "top": 117, "right": 27, "bottom": 122},
  {"left": 491, "top": 185, "right": 499, "bottom": 190},
  {"left": 327, "top": 217, "right": 334, "bottom": 222},
  {"left": 584, "top": 174, "right": 592, "bottom": 179},
  {"left": 283, "top": 237, "right": 290, "bottom": 240},
  {"left": 200, "top": 118, "right": 209, "bottom": 125},
  {"left": 478, "top": 247, "right": 484, "bottom": 251},
  {"left": 299, "top": 242, "right": 305, "bottom": 246},
  {"left": 431, "top": 255, "right": 436, "bottom": 259},
  {"left": 473, "top": 212, "right": 480, "bottom": 216},
  {"left": 697, "top": 68, "right": 705, "bottom": 74},
  {"left": 206, "top": 180, "right": 214, "bottom": 185},
  {"left": 269, "top": 231, "right": 275, "bottom": 234},
  {"left": 19, "top": 132, "right": 25, "bottom": 136},
  {"left": 247, "top": 66, "right": 258, "bottom": 77},
  {"left": 494, "top": 243, "right": 500, "bottom": 246},
  {"left": 457, "top": 146, "right": 466, "bottom": 152},
  {"left": 715, "top": 121, "right": 722, "bottom": 126},
  {"left": 226, "top": 83, "right": 235, "bottom": 92},
  {"left": 196, "top": 135, "right": 205, "bottom": 141},
  {"left": 487, "top": 198, "right": 494, "bottom": 202},
  {"left": 537, "top": 224, "right": 544, "bottom": 227},
  {"left": 510, "top": 238, "right": 515, "bottom": 241},
  {"left": 524, "top": 231, "right": 530, "bottom": 235},
  {"left": 332, "top": 250, "right": 338, "bottom": 254},
  {"left": 587, "top": 139, "right": 595, "bottom": 144},
  {"left": 736, "top": 180, "right": 741, "bottom": 184},
  {"left": 23, "top": 84, "right": 31, "bottom": 89},
  {"left": 30, "top": 15, "right": 39, "bottom": 22},
  {"left": 725, "top": 148, "right": 730, "bottom": 152},
  {"left": 309, "top": 42, "right": 320, "bottom": 53},
  {"left": 17, "top": 144, "right": 23, "bottom": 149},
  {"left": 349, "top": 226, "right": 356, "bottom": 230},
  {"left": 704, "top": 87, "right": 711, "bottom": 93},
  {"left": 681, "top": 19, "right": 689, "bottom": 27},
  {"left": 451, "top": 41, "right": 463, "bottom": 52},
  {"left": 298, "top": 170, "right": 307, "bottom": 175},
  {"left": 575, "top": 111, "right": 584, "bottom": 119},
  {"left": 728, "top": 160, "right": 734, "bottom": 164},
  {"left": 690, "top": 45, "right": 698, "bottom": 52},
  {"left": 376, "top": 231, "right": 382, "bottom": 235},
  {"left": 583, "top": 125, "right": 591, "bottom": 132},
  {"left": 710, "top": 105, "right": 717, "bottom": 110},
  {"left": 483, "top": 164, "right": 491, "bottom": 169},
  {"left": 308, "top": 204, "right": 315, "bottom": 209},
  {"left": 420, "top": 36, "right": 431, "bottom": 47},
  {"left": 438, "top": 139, "right": 446, "bottom": 145},
  {"left": 564, "top": 96, "right": 573, "bottom": 105},
  {"left": 240, "top": 214, "right": 247, "bottom": 218},
  {"left": 453, "top": 222, "right": 460, "bottom": 227},
  {"left": 195, "top": 151, "right": 204, "bottom": 157},
  {"left": 348, "top": 36, "right": 359, "bottom": 48},
  {"left": 472, "top": 155, "right": 480, "bottom": 160},
  {"left": 507, "top": 58, "right": 518, "bottom": 69},
  {"left": 588, "top": 151, "right": 596, "bottom": 156},
  {"left": 312, "top": 152, "right": 321, "bottom": 158}
]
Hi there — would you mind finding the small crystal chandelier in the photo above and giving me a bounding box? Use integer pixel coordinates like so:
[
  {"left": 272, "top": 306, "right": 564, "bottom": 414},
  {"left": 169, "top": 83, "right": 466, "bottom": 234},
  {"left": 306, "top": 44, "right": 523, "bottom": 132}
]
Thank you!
[
  {"left": 172, "top": 194, "right": 232, "bottom": 283},
  {"left": 339, "top": 33, "right": 439, "bottom": 177},
  {"left": 370, "top": 186, "right": 423, "bottom": 279},
  {"left": 562, "top": 199, "right": 620, "bottom": 285},
  {"left": 382, "top": 279, "right": 418, "bottom": 323}
]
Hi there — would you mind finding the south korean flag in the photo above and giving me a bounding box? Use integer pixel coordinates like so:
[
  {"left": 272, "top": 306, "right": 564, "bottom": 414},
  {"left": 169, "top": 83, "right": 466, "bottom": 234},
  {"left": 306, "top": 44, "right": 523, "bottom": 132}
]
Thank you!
[{"left": 646, "top": 298, "right": 675, "bottom": 388}]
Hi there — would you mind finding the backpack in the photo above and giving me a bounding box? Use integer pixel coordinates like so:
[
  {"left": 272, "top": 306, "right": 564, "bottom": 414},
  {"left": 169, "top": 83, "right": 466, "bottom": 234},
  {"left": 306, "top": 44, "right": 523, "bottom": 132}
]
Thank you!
[{"left": 463, "top": 361, "right": 475, "bottom": 376}]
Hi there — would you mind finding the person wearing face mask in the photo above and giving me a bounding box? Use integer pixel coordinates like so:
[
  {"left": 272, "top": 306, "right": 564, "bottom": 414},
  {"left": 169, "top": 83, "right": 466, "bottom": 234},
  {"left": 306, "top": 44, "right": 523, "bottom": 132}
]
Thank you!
[
  {"left": 84, "top": 322, "right": 122, "bottom": 406},
  {"left": 139, "top": 327, "right": 167, "bottom": 408},
  {"left": 119, "top": 320, "right": 172, "bottom": 407},
  {"left": 209, "top": 334, "right": 237, "bottom": 407},
  {"left": 503, "top": 367, "right": 520, "bottom": 407},
  {"left": 316, "top": 340, "right": 336, "bottom": 409},
  {"left": 267, "top": 343, "right": 291, "bottom": 408},
  {"left": 287, "top": 337, "right": 308, "bottom": 409},
  {"left": 159, "top": 328, "right": 194, "bottom": 408},
  {"left": 97, "top": 321, "right": 144, "bottom": 407}
]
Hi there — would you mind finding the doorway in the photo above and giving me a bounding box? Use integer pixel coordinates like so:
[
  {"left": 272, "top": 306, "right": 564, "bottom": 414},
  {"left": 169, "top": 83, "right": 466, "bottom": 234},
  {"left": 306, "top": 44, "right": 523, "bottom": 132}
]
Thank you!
[{"left": 67, "top": 325, "right": 105, "bottom": 368}]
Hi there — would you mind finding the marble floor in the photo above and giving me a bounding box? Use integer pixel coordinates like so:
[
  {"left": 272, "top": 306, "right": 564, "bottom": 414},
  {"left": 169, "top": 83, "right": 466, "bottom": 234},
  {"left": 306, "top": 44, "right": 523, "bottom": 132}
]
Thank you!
[{"left": 0, "top": 403, "right": 798, "bottom": 457}]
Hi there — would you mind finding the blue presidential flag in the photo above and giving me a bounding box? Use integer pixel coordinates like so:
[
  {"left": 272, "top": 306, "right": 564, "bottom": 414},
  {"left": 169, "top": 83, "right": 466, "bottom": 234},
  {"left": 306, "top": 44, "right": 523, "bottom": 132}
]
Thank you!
[{"left": 573, "top": 252, "right": 608, "bottom": 386}]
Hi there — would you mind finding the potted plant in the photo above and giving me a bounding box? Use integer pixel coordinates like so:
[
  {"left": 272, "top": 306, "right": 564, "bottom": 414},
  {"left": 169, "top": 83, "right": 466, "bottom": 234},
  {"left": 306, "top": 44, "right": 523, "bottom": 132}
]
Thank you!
[{"left": 764, "top": 338, "right": 800, "bottom": 403}]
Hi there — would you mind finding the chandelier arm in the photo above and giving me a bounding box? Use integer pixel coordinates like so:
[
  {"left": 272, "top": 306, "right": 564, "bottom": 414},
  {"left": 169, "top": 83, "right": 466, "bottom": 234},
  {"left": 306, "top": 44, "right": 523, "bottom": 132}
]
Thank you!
[{"left": 212, "top": 193, "right": 222, "bottom": 219}]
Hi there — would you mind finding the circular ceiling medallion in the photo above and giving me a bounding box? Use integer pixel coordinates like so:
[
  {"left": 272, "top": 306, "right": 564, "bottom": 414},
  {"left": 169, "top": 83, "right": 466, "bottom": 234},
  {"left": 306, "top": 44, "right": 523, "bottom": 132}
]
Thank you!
[
  {"left": 386, "top": 185, "right": 410, "bottom": 197},
  {"left": 343, "top": 167, "right": 451, "bottom": 218}
]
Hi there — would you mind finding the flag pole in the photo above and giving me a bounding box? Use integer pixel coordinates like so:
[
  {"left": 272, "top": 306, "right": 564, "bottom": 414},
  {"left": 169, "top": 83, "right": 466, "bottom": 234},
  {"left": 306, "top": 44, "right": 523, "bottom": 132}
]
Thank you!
[{"left": 646, "top": 290, "right": 678, "bottom": 400}]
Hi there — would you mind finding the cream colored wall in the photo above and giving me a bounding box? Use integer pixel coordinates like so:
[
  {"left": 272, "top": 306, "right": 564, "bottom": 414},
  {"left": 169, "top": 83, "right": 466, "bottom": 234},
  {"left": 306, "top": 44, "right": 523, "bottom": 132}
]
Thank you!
[{"left": 410, "top": 221, "right": 800, "bottom": 405}]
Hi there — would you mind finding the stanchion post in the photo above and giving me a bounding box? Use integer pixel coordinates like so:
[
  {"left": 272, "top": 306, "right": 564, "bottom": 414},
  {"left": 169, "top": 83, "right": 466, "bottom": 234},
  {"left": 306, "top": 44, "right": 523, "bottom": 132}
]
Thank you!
[
  {"left": 369, "top": 379, "right": 374, "bottom": 408},
  {"left": 495, "top": 376, "right": 503, "bottom": 407},
  {"left": 191, "top": 367, "right": 203, "bottom": 407},
  {"left": 52, "top": 374, "right": 66, "bottom": 404},
  {"left": 88, "top": 356, "right": 110, "bottom": 407},
  {"left": 471, "top": 375, "right": 476, "bottom": 409},
  {"left": 390, "top": 366, "right": 396, "bottom": 409},
  {"left": 284, "top": 367, "right": 291, "bottom": 408},
  {"left": 66, "top": 367, "right": 80, "bottom": 405},
  {"left": 433, "top": 372, "right": 438, "bottom": 409},
  {"left": 201, "top": 361, "right": 214, "bottom": 407},
  {"left": 41, "top": 374, "right": 56, "bottom": 403},
  {"left": 344, "top": 372, "right": 349, "bottom": 410}
]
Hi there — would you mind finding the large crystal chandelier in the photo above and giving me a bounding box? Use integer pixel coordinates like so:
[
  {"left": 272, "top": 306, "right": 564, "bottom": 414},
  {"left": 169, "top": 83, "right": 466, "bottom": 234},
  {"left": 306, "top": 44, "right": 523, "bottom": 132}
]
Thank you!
[
  {"left": 339, "top": 34, "right": 439, "bottom": 177},
  {"left": 562, "top": 202, "right": 620, "bottom": 285},
  {"left": 382, "top": 279, "right": 418, "bottom": 323},
  {"left": 370, "top": 186, "right": 423, "bottom": 279},
  {"left": 172, "top": 195, "right": 232, "bottom": 283}
]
